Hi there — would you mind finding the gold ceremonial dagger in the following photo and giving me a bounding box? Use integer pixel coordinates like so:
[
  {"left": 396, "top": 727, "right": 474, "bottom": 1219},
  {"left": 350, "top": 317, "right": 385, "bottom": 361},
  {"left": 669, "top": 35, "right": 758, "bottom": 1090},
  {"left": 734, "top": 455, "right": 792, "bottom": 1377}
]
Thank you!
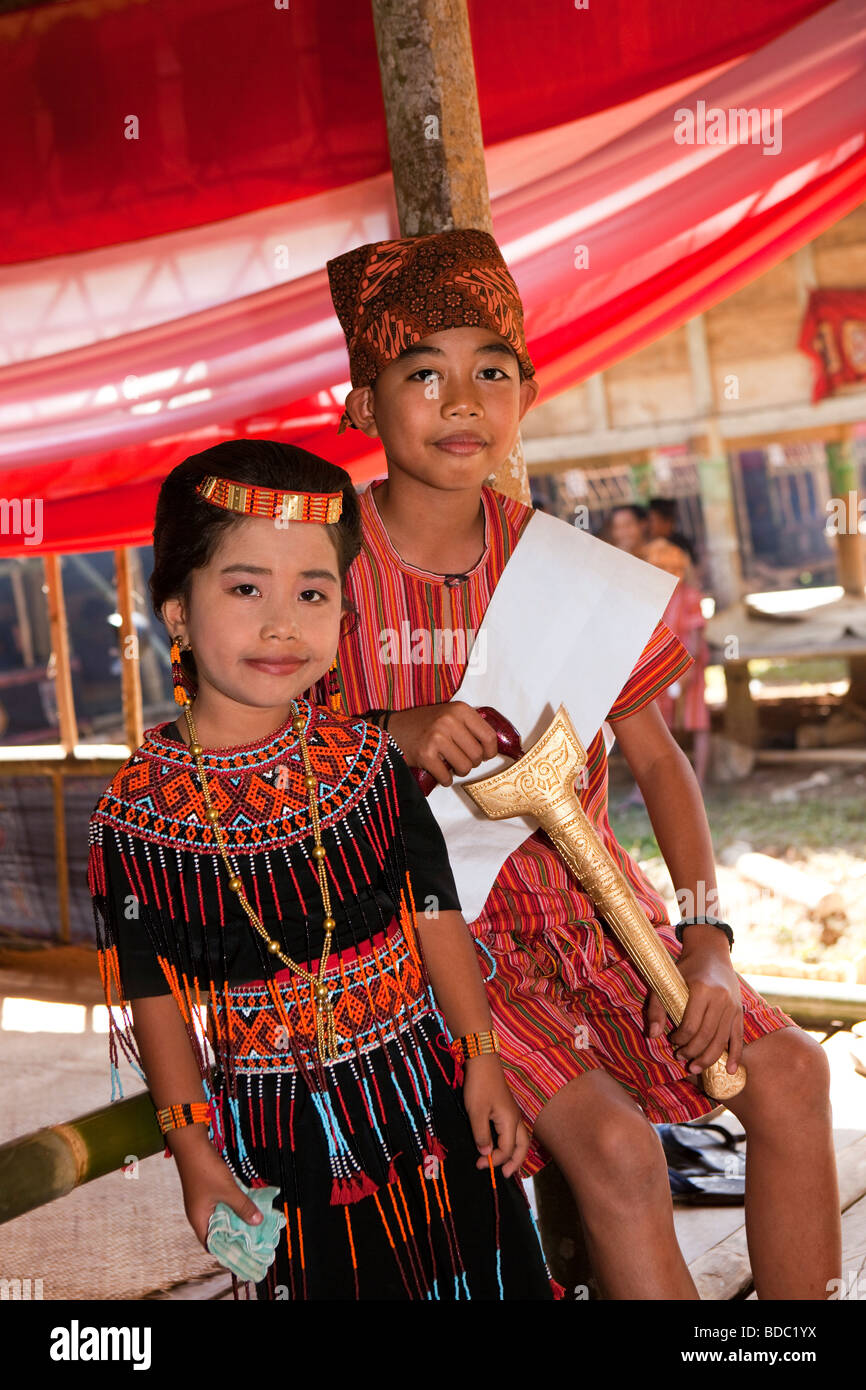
[{"left": 462, "top": 704, "right": 746, "bottom": 1101}]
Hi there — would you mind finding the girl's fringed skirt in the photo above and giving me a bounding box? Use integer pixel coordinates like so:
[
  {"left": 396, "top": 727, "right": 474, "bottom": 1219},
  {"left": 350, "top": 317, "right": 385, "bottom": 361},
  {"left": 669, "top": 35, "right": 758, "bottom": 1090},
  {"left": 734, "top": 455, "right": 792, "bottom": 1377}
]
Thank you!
[{"left": 208, "top": 919, "right": 555, "bottom": 1301}]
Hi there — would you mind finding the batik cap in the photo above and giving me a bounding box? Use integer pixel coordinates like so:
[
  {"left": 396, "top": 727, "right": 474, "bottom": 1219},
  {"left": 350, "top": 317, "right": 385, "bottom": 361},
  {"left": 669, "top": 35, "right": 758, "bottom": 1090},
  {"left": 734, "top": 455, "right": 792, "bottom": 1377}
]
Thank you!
[{"left": 326, "top": 228, "right": 534, "bottom": 432}]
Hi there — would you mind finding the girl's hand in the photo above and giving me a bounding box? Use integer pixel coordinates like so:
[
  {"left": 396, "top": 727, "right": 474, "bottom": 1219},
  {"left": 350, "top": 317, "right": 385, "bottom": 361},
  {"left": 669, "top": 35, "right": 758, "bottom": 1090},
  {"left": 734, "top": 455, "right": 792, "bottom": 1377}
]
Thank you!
[
  {"left": 175, "top": 1140, "right": 264, "bottom": 1248},
  {"left": 388, "top": 703, "right": 499, "bottom": 786},
  {"left": 646, "top": 934, "right": 744, "bottom": 1078},
  {"left": 462, "top": 1055, "right": 530, "bottom": 1179}
]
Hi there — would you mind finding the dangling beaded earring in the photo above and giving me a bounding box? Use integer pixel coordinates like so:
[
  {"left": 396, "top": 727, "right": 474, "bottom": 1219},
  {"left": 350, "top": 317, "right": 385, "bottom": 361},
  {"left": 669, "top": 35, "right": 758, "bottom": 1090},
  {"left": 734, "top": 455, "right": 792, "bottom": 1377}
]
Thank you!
[
  {"left": 325, "top": 654, "right": 343, "bottom": 716},
  {"left": 170, "top": 635, "right": 191, "bottom": 707}
]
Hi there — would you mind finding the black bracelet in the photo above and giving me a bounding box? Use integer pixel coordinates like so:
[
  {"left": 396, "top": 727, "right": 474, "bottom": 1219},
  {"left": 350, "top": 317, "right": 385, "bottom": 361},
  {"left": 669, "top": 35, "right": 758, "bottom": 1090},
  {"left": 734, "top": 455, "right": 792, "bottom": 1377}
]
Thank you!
[
  {"left": 362, "top": 709, "right": 386, "bottom": 727},
  {"left": 674, "top": 916, "right": 734, "bottom": 950},
  {"left": 381, "top": 710, "right": 393, "bottom": 732}
]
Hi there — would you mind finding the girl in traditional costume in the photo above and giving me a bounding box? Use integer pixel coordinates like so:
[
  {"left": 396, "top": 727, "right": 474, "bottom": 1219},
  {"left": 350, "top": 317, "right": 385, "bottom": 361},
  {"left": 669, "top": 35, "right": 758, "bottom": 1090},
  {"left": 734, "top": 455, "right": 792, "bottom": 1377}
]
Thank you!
[{"left": 88, "top": 439, "right": 555, "bottom": 1301}]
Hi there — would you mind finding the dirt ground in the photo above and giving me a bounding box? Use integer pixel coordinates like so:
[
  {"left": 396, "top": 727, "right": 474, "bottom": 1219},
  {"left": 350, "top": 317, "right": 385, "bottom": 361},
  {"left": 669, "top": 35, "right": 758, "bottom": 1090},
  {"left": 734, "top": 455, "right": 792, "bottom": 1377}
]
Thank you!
[{"left": 609, "top": 753, "right": 866, "bottom": 980}]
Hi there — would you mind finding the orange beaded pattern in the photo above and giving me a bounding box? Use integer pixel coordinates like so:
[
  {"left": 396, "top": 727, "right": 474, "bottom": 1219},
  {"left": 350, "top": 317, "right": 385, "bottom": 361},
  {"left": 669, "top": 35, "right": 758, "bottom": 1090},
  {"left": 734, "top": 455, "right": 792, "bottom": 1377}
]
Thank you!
[
  {"left": 156, "top": 1101, "right": 211, "bottom": 1134},
  {"left": 196, "top": 474, "right": 343, "bottom": 523},
  {"left": 183, "top": 699, "right": 340, "bottom": 1063},
  {"left": 449, "top": 1030, "right": 501, "bottom": 1062}
]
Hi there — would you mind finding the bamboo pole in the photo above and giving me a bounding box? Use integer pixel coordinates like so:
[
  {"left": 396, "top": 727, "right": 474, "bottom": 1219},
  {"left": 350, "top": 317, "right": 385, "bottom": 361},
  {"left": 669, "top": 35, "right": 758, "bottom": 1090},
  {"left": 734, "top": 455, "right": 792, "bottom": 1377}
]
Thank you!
[
  {"left": 114, "top": 547, "right": 143, "bottom": 750},
  {"left": 42, "top": 553, "right": 78, "bottom": 752},
  {"left": 369, "top": 0, "right": 530, "bottom": 505},
  {"left": 0, "top": 1093, "right": 163, "bottom": 1226}
]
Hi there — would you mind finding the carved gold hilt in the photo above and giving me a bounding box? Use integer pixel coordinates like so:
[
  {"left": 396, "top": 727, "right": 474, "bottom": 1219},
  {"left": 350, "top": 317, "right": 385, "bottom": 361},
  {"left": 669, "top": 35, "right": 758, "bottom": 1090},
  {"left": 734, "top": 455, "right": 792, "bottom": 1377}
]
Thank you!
[{"left": 463, "top": 704, "right": 746, "bottom": 1101}]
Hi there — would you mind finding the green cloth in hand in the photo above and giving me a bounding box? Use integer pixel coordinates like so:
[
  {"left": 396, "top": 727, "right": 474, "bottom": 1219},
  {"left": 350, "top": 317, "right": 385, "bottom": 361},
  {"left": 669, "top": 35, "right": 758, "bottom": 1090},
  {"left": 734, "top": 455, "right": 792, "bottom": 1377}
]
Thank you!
[{"left": 206, "top": 1182, "right": 286, "bottom": 1283}]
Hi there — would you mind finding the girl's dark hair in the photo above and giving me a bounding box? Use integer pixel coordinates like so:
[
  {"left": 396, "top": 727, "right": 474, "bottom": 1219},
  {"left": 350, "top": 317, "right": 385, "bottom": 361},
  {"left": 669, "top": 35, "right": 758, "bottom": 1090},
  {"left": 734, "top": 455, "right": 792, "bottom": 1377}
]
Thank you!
[{"left": 149, "top": 440, "right": 363, "bottom": 676}]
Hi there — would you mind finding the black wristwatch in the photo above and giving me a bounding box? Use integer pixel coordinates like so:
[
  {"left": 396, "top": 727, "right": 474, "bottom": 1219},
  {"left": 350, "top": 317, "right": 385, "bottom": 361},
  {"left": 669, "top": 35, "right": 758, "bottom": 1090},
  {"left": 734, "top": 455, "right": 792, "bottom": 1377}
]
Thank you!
[{"left": 674, "top": 916, "right": 734, "bottom": 950}]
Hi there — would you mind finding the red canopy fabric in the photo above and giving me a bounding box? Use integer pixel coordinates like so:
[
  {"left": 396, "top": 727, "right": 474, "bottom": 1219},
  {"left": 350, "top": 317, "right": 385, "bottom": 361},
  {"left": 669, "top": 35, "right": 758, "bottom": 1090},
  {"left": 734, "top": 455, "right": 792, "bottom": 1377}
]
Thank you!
[
  {"left": 2, "top": 0, "right": 834, "bottom": 264},
  {"left": 1, "top": 0, "right": 863, "bottom": 556}
]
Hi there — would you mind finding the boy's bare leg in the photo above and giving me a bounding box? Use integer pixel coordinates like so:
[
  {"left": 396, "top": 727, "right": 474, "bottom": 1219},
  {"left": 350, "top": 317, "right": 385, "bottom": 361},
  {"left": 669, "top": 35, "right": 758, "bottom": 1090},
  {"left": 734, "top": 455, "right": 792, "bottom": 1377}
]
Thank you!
[
  {"left": 532, "top": 1069, "right": 700, "bottom": 1299},
  {"left": 723, "top": 1027, "right": 840, "bottom": 1300}
]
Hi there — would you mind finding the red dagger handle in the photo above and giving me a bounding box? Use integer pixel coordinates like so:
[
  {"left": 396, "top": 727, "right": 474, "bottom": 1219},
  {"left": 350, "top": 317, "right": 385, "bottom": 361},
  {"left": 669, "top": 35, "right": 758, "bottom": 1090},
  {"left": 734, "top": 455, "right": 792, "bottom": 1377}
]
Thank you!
[{"left": 410, "top": 706, "right": 524, "bottom": 797}]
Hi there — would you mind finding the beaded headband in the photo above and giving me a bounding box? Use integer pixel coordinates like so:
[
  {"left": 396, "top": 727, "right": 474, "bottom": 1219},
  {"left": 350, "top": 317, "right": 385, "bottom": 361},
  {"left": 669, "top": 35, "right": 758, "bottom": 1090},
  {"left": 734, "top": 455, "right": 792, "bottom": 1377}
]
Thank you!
[{"left": 196, "top": 474, "right": 343, "bottom": 523}]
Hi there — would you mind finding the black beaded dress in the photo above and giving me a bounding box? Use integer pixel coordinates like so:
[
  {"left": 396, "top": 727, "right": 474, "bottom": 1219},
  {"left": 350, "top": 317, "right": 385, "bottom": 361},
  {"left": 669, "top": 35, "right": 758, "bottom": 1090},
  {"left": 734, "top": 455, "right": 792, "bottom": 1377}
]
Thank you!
[{"left": 89, "top": 698, "right": 556, "bottom": 1300}]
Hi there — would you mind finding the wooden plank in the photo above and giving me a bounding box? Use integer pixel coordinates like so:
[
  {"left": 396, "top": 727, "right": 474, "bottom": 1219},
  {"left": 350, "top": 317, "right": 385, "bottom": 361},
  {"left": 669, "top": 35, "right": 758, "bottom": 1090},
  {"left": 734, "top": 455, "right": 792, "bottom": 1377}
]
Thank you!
[
  {"left": 522, "top": 398, "right": 866, "bottom": 466},
  {"left": 687, "top": 1133, "right": 866, "bottom": 1300}
]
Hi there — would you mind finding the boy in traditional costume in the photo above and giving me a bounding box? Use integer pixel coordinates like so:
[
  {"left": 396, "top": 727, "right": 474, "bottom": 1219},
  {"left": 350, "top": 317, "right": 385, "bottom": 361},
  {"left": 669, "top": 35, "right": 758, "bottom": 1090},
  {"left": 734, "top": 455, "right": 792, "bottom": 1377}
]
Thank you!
[
  {"left": 310, "top": 229, "right": 841, "bottom": 1299},
  {"left": 89, "top": 439, "right": 556, "bottom": 1301}
]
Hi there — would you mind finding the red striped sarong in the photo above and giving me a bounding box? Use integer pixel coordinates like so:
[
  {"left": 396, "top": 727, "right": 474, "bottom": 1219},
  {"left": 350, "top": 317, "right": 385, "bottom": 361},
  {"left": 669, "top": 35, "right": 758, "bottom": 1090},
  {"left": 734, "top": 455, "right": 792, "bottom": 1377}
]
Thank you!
[{"left": 309, "top": 482, "right": 793, "bottom": 1174}]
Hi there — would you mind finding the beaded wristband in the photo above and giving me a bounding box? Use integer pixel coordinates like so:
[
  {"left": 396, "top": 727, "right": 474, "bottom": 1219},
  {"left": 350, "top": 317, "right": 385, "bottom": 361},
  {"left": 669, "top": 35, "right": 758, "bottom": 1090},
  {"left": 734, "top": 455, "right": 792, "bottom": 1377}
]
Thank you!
[
  {"left": 156, "top": 1102, "right": 211, "bottom": 1135},
  {"left": 674, "top": 916, "right": 734, "bottom": 950},
  {"left": 450, "top": 1029, "right": 501, "bottom": 1062}
]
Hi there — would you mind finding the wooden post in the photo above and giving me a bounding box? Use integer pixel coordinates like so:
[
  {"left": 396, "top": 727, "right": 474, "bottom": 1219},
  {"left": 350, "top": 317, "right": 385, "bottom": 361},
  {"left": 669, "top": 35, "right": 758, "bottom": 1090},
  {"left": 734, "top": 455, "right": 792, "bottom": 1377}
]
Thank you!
[
  {"left": 691, "top": 423, "right": 744, "bottom": 612},
  {"left": 369, "top": 0, "right": 530, "bottom": 505},
  {"left": 42, "top": 553, "right": 78, "bottom": 753},
  {"left": 825, "top": 424, "right": 866, "bottom": 598},
  {"left": 128, "top": 547, "right": 164, "bottom": 709},
  {"left": 825, "top": 427, "right": 866, "bottom": 705},
  {"left": 114, "top": 548, "right": 143, "bottom": 751}
]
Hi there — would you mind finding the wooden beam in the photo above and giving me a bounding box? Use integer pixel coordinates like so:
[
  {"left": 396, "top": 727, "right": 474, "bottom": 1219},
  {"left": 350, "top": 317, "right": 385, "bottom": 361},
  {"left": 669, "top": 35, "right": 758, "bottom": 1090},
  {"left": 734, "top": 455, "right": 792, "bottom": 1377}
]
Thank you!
[
  {"left": 794, "top": 242, "right": 818, "bottom": 314},
  {"left": 522, "top": 392, "right": 866, "bottom": 466},
  {"left": 42, "top": 554, "right": 78, "bottom": 753},
  {"left": 370, "top": 0, "right": 492, "bottom": 237},
  {"left": 686, "top": 313, "right": 715, "bottom": 418},
  {"left": 584, "top": 373, "right": 610, "bottom": 433},
  {"left": 369, "top": 0, "right": 530, "bottom": 504},
  {"left": 114, "top": 548, "right": 144, "bottom": 751}
]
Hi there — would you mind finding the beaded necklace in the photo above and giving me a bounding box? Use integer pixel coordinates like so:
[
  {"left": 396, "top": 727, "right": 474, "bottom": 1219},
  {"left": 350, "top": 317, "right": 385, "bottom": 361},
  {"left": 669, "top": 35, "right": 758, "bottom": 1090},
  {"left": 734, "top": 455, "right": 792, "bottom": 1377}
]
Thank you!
[{"left": 182, "top": 699, "right": 339, "bottom": 1063}]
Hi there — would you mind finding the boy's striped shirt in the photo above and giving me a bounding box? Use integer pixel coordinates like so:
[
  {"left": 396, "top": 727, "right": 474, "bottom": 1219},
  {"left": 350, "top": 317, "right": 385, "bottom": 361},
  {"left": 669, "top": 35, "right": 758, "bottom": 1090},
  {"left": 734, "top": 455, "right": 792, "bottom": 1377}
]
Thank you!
[{"left": 310, "top": 481, "right": 694, "bottom": 930}]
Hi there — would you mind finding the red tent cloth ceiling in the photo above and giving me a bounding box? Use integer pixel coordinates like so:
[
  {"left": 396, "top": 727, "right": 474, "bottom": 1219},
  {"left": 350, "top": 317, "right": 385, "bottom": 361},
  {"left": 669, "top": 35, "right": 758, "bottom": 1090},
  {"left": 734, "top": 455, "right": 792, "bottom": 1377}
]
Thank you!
[
  {"left": 1, "top": 0, "right": 863, "bottom": 556},
  {"left": 2, "top": 0, "right": 835, "bottom": 263}
]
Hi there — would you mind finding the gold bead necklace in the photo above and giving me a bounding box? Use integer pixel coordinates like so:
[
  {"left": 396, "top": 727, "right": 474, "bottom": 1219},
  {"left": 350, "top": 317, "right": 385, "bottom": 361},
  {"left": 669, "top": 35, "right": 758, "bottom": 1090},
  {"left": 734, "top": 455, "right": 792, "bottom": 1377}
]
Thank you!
[{"left": 183, "top": 699, "right": 338, "bottom": 1062}]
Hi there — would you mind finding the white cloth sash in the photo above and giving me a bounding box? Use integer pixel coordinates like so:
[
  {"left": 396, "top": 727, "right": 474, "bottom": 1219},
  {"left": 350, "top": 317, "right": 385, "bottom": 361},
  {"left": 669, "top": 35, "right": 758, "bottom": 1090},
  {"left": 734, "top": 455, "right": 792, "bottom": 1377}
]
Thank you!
[{"left": 425, "top": 509, "right": 677, "bottom": 923}]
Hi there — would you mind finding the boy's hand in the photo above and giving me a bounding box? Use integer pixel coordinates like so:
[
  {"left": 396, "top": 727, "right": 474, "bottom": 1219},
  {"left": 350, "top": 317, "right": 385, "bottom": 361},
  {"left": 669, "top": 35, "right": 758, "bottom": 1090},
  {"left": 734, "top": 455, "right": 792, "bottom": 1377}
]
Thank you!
[
  {"left": 176, "top": 1139, "right": 264, "bottom": 1248},
  {"left": 645, "top": 932, "right": 744, "bottom": 1077},
  {"left": 462, "top": 1054, "right": 530, "bottom": 1179},
  {"left": 388, "top": 702, "right": 499, "bottom": 786}
]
